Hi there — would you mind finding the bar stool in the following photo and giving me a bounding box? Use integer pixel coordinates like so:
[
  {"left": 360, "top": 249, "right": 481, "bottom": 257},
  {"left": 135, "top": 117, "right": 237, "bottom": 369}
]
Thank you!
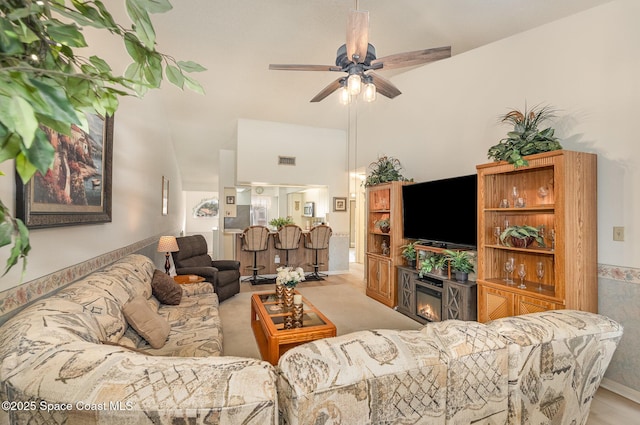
[
  {"left": 304, "top": 224, "right": 332, "bottom": 280},
  {"left": 239, "top": 225, "right": 270, "bottom": 284},
  {"left": 273, "top": 224, "right": 302, "bottom": 267}
]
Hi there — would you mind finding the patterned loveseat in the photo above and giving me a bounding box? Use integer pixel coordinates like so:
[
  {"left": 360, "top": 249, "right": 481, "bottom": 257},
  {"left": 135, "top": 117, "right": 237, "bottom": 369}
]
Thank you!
[
  {"left": 0, "top": 254, "right": 277, "bottom": 425},
  {"left": 277, "top": 310, "right": 623, "bottom": 425}
]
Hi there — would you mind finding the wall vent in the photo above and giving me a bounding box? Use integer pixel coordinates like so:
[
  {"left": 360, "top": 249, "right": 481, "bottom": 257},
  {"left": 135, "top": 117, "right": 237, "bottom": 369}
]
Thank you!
[{"left": 278, "top": 156, "right": 296, "bottom": 166}]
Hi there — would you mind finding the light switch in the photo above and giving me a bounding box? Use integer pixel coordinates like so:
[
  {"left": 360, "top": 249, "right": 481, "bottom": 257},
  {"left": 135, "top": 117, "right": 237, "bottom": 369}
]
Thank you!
[{"left": 613, "top": 226, "right": 624, "bottom": 241}]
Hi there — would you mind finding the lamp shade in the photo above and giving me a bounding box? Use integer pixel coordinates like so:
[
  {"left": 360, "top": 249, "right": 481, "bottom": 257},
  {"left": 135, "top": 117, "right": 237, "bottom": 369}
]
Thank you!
[{"left": 157, "top": 236, "right": 179, "bottom": 253}]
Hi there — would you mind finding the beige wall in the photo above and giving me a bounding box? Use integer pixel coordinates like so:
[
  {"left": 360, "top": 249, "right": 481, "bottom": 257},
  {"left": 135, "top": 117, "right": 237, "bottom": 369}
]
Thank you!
[
  {"left": 236, "top": 119, "right": 349, "bottom": 235},
  {"left": 0, "top": 93, "right": 185, "bottom": 292},
  {"left": 356, "top": 0, "right": 639, "bottom": 268}
]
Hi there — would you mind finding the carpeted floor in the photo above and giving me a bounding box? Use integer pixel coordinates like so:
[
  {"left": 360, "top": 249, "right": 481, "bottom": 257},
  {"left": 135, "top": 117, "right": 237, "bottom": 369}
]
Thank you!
[{"left": 219, "top": 264, "right": 423, "bottom": 359}]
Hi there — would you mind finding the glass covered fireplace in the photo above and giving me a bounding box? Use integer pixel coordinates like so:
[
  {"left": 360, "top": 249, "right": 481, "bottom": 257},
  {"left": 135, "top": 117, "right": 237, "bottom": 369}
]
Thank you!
[{"left": 416, "top": 283, "right": 442, "bottom": 322}]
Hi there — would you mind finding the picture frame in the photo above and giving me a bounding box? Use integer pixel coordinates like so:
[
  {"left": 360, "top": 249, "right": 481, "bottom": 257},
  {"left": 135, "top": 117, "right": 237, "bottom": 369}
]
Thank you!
[
  {"left": 16, "top": 114, "right": 114, "bottom": 228},
  {"left": 161, "top": 176, "right": 169, "bottom": 215},
  {"left": 333, "top": 197, "right": 347, "bottom": 212},
  {"left": 226, "top": 195, "right": 235, "bottom": 205},
  {"left": 193, "top": 198, "right": 219, "bottom": 218}
]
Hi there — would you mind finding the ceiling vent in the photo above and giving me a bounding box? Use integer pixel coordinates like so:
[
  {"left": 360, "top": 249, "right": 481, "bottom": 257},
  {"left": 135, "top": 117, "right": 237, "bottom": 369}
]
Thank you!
[{"left": 278, "top": 156, "right": 296, "bottom": 166}]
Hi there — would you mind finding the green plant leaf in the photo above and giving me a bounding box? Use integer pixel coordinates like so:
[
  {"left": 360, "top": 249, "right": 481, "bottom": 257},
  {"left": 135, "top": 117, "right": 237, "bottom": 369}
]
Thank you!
[
  {"left": 178, "top": 60, "right": 207, "bottom": 73},
  {"left": 124, "top": 33, "right": 147, "bottom": 63},
  {"left": 125, "top": 0, "right": 156, "bottom": 49},
  {"left": 183, "top": 74, "right": 205, "bottom": 95},
  {"left": 4, "top": 218, "right": 30, "bottom": 277},
  {"left": 92, "top": 1, "right": 119, "bottom": 30},
  {"left": 88, "top": 55, "right": 113, "bottom": 74},
  {"left": 45, "top": 21, "right": 88, "bottom": 47},
  {"left": 165, "top": 64, "right": 184, "bottom": 88},
  {"left": 144, "top": 52, "right": 163, "bottom": 87},
  {"left": 9, "top": 96, "right": 37, "bottom": 147},
  {"left": 14, "top": 152, "right": 38, "bottom": 184},
  {"left": 51, "top": 6, "right": 100, "bottom": 28},
  {"left": 29, "top": 79, "right": 82, "bottom": 125},
  {"left": 0, "top": 132, "right": 22, "bottom": 164},
  {"left": 126, "top": 0, "right": 173, "bottom": 14},
  {"left": 24, "top": 129, "right": 56, "bottom": 174}
]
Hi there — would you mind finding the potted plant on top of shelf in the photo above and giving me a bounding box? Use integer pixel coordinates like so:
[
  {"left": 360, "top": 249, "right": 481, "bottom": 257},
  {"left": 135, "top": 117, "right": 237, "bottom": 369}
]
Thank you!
[
  {"left": 364, "top": 155, "right": 413, "bottom": 187},
  {"left": 375, "top": 219, "right": 391, "bottom": 233},
  {"left": 487, "top": 103, "right": 563, "bottom": 168},
  {"left": 401, "top": 242, "right": 417, "bottom": 267},
  {"left": 500, "top": 225, "right": 546, "bottom": 248},
  {"left": 418, "top": 253, "right": 447, "bottom": 278},
  {"left": 443, "top": 249, "right": 475, "bottom": 282}
]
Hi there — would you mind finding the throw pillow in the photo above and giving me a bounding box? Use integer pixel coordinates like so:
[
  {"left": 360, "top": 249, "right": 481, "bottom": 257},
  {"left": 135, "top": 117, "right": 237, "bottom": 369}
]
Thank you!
[
  {"left": 151, "top": 269, "right": 182, "bottom": 305},
  {"left": 122, "top": 296, "right": 170, "bottom": 349}
]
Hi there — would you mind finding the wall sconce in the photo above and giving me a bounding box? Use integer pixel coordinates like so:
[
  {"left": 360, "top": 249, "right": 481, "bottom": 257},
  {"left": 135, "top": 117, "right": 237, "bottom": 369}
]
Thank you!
[{"left": 157, "top": 236, "right": 179, "bottom": 275}]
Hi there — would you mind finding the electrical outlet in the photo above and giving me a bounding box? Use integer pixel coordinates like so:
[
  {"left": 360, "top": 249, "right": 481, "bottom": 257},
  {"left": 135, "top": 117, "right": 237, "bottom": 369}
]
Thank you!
[{"left": 613, "top": 226, "right": 625, "bottom": 241}]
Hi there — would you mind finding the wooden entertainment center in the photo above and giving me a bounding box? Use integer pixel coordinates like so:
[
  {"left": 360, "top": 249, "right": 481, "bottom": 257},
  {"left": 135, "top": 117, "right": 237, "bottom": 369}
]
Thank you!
[{"left": 365, "top": 150, "right": 598, "bottom": 324}]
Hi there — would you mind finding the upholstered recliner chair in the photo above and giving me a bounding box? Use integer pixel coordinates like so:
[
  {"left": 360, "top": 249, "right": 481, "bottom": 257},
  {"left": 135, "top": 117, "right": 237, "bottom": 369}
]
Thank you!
[{"left": 171, "top": 234, "right": 240, "bottom": 302}]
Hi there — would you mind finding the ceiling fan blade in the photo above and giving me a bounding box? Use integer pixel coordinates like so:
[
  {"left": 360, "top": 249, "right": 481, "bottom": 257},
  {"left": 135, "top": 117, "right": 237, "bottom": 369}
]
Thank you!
[
  {"left": 368, "top": 72, "right": 402, "bottom": 99},
  {"left": 371, "top": 46, "right": 451, "bottom": 70},
  {"left": 346, "top": 10, "right": 369, "bottom": 63},
  {"left": 310, "top": 78, "right": 344, "bottom": 103},
  {"left": 269, "top": 64, "right": 342, "bottom": 72}
]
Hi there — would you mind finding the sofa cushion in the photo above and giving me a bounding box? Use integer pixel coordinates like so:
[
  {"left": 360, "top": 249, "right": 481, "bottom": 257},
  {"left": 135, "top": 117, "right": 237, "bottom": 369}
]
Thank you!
[
  {"left": 123, "top": 296, "right": 170, "bottom": 349},
  {"left": 151, "top": 269, "right": 182, "bottom": 305}
]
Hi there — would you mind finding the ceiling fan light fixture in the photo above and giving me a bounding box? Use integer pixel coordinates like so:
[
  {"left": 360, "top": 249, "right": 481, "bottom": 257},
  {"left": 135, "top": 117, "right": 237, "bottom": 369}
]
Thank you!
[
  {"left": 362, "top": 79, "right": 376, "bottom": 102},
  {"left": 339, "top": 85, "right": 351, "bottom": 105},
  {"left": 347, "top": 73, "right": 362, "bottom": 95}
]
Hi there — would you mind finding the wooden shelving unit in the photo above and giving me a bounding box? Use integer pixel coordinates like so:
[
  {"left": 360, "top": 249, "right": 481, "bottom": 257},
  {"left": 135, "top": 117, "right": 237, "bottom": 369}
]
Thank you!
[
  {"left": 365, "top": 181, "right": 410, "bottom": 308},
  {"left": 476, "top": 150, "right": 598, "bottom": 322}
]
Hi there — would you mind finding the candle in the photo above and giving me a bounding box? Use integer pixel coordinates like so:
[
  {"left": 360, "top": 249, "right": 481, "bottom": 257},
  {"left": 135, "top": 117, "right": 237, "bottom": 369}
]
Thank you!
[{"left": 293, "top": 294, "right": 302, "bottom": 305}]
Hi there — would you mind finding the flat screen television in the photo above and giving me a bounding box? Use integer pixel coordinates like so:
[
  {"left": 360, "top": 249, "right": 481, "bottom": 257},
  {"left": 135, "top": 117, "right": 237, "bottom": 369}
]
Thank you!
[{"left": 402, "top": 174, "right": 477, "bottom": 248}]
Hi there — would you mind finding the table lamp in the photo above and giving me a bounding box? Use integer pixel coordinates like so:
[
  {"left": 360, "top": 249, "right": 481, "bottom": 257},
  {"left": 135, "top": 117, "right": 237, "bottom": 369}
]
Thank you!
[{"left": 157, "top": 236, "right": 179, "bottom": 275}]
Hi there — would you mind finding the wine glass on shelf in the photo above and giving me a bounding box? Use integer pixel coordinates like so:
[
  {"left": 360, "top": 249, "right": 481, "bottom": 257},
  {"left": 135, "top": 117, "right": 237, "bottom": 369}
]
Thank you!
[
  {"left": 536, "top": 262, "right": 545, "bottom": 291},
  {"left": 505, "top": 259, "right": 515, "bottom": 284},
  {"left": 517, "top": 264, "right": 527, "bottom": 289},
  {"left": 511, "top": 186, "right": 519, "bottom": 209},
  {"left": 493, "top": 226, "right": 501, "bottom": 245}
]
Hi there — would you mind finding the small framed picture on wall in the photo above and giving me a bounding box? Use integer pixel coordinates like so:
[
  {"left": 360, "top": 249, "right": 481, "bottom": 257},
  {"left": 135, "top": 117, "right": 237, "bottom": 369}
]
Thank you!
[
  {"left": 226, "top": 195, "right": 235, "bottom": 205},
  {"left": 333, "top": 197, "right": 347, "bottom": 212},
  {"left": 161, "top": 176, "right": 169, "bottom": 215}
]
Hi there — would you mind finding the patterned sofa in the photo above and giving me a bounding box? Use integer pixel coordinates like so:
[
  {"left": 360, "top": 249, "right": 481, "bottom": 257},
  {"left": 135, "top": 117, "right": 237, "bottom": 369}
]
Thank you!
[
  {"left": 0, "top": 253, "right": 624, "bottom": 425},
  {"left": 277, "top": 310, "right": 623, "bottom": 425},
  {"left": 0, "top": 254, "right": 277, "bottom": 425}
]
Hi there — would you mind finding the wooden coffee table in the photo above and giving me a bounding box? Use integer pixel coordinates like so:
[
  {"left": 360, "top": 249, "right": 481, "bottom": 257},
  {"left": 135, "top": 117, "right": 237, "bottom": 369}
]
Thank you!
[{"left": 250, "top": 291, "right": 336, "bottom": 365}]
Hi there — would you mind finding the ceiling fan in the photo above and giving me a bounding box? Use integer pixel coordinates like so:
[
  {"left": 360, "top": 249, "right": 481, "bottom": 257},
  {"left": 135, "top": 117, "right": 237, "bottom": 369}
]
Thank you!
[{"left": 269, "top": 9, "right": 451, "bottom": 103}]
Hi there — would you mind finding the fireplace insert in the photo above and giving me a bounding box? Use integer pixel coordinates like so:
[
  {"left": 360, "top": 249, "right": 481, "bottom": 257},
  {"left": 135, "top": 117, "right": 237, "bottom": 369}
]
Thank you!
[{"left": 416, "top": 283, "right": 442, "bottom": 322}]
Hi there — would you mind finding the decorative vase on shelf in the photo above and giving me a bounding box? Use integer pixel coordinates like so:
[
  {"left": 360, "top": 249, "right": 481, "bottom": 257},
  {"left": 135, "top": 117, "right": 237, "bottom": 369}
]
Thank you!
[
  {"left": 510, "top": 236, "right": 534, "bottom": 248},
  {"left": 276, "top": 266, "right": 306, "bottom": 310}
]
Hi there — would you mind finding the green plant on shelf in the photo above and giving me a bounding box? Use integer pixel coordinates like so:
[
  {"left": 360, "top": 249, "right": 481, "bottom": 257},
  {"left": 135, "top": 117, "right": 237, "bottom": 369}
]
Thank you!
[
  {"left": 401, "top": 242, "right": 417, "bottom": 262},
  {"left": 418, "top": 253, "right": 447, "bottom": 277},
  {"left": 500, "top": 225, "right": 545, "bottom": 248},
  {"left": 443, "top": 250, "right": 475, "bottom": 274}
]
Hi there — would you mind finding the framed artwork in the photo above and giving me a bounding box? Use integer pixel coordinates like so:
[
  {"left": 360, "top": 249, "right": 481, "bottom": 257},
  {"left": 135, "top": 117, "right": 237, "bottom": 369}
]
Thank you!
[
  {"left": 193, "top": 198, "right": 219, "bottom": 218},
  {"left": 161, "top": 176, "right": 169, "bottom": 215},
  {"left": 16, "top": 114, "right": 114, "bottom": 228},
  {"left": 333, "top": 197, "right": 347, "bottom": 212},
  {"left": 226, "top": 195, "right": 235, "bottom": 205}
]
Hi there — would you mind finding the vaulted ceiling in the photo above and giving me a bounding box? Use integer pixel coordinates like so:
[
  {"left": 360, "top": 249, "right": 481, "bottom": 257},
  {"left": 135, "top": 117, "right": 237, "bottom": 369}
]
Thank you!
[{"left": 141, "top": 0, "right": 611, "bottom": 190}]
